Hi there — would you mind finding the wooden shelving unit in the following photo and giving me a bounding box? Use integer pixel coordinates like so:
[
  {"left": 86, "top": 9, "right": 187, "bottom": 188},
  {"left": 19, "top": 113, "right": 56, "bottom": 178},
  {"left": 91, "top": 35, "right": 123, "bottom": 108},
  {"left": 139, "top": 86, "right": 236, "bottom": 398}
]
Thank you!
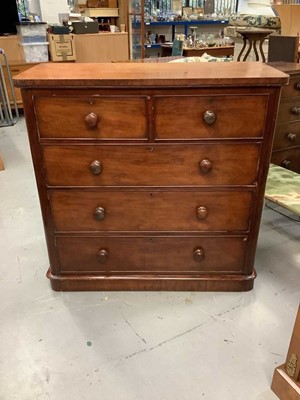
[{"left": 128, "top": 0, "right": 145, "bottom": 59}]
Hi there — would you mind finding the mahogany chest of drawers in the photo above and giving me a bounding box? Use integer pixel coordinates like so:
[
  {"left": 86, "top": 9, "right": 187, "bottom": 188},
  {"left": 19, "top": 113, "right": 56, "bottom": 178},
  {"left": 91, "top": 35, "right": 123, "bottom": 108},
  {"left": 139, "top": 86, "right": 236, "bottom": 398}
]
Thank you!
[
  {"left": 270, "top": 62, "right": 300, "bottom": 173},
  {"left": 14, "top": 62, "right": 288, "bottom": 291}
]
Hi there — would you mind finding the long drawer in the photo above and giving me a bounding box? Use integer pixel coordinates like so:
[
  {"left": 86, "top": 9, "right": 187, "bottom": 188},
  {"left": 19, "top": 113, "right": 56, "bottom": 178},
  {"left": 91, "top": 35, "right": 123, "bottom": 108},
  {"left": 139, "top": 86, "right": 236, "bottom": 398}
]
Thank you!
[
  {"left": 43, "top": 144, "right": 260, "bottom": 186},
  {"left": 271, "top": 147, "right": 300, "bottom": 173},
  {"left": 273, "top": 121, "right": 300, "bottom": 150},
  {"left": 281, "top": 76, "right": 300, "bottom": 98},
  {"left": 34, "top": 93, "right": 268, "bottom": 140},
  {"left": 277, "top": 98, "right": 300, "bottom": 123},
  {"left": 50, "top": 190, "right": 253, "bottom": 232},
  {"left": 34, "top": 96, "right": 149, "bottom": 139},
  {"left": 56, "top": 236, "right": 247, "bottom": 274},
  {"left": 154, "top": 94, "right": 268, "bottom": 139}
]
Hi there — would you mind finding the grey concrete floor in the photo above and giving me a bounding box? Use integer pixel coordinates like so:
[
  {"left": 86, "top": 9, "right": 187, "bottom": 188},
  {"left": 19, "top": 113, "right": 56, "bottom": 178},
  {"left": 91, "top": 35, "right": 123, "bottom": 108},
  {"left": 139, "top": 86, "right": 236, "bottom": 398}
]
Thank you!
[{"left": 0, "top": 118, "right": 299, "bottom": 400}]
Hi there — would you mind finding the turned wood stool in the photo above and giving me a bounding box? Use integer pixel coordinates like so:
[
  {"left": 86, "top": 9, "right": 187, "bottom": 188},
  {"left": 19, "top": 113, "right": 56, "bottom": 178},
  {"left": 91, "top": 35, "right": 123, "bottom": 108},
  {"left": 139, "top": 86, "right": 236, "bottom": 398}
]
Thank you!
[
  {"left": 0, "top": 154, "right": 4, "bottom": 171},
  {"left": 237, "top": 28, "right": 273, "bottom": 62},
  {"left": 271, "top": 306, "right": 300, "bottom": 399}
]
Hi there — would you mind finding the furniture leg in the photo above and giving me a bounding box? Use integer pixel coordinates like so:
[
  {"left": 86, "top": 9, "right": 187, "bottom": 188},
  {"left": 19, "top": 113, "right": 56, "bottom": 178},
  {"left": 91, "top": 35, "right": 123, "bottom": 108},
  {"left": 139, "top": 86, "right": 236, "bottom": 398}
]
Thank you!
[
  {"left": 259, "top": 39, "right": 266, "bottom": 62},
  {"left": 243, "top": 39, "right": 253, "bottom": 61},
  {"left": 253, "top": 40, "right": 260, "bottom": 61},
  {"left": 237, "top": 37, "right": 247, "bottom": 61}
]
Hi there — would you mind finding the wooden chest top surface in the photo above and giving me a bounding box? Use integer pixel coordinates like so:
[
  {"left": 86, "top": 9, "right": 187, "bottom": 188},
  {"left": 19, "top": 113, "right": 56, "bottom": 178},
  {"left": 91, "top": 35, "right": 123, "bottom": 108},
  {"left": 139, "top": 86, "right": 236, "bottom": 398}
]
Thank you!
[{"left": 13, "top": 62, "right": 288, "bottom": 88}]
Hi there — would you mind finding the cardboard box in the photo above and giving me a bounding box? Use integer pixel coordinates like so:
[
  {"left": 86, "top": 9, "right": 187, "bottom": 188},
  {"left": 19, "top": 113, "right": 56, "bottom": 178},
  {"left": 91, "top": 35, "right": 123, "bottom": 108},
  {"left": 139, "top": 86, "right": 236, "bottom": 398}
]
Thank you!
[
  {"left": 48, "top": 34, "right": 76, "bottom": 61},
  {"left": 84, "top": 8, "right": 119, "bottom": 17},
  {"left": 86, "top": 0, "right": 118, "bottom": 7},
  {"left": 103, "top": 0, "right": 118, "bottom": 7},
  {"left": 87, "top": 0, "right": 100, "bottom": 6}
]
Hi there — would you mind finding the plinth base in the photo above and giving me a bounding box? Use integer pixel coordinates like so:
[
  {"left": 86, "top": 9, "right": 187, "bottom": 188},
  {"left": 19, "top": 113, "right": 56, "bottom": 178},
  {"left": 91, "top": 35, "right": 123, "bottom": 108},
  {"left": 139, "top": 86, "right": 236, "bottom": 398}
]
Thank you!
[
  {"left": 271, "top": 364, "right": 300, "bottom": 400},
  {"left": 47, "top": 269, "right": 256, "bottom": 292}
]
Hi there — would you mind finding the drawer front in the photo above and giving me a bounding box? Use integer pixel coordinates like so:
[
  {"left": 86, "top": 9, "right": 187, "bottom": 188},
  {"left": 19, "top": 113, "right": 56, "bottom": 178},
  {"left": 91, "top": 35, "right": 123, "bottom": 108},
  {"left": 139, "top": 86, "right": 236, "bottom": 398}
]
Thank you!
[
  {"left": 277, "top": 98, "right": 300, "bottom": 123},
  {"left": 281, "top": 76, "right": 300, "bottom": 98},
  {"left": 43, "top": 144, "right": 260, "bottom": 186},
  {"left": 56, "top": 236, "right": 247, "bottom": 274},
  {"left": 273, "top": 121, "right": 300, "bottom": 150},
  {"left": 50, "top": 190, "right": 253, "bottom": 232},
  {"left": 271, "top": 148, "right": 300, "bottom": 173},
  {"left": 154, "top": 95, "right": 268, "bottom": 139},
  {"left": 34, "top": 96, "right": 148, "bottom": 139}
]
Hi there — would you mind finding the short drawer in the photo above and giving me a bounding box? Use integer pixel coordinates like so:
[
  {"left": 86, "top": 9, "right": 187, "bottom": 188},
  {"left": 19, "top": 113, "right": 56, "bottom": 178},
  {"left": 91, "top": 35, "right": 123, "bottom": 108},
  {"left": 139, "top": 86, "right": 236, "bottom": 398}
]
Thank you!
[
  {"left": 271, "top": 147, "right": 300, "bottom": 173},
  {"left": 154, "top": 94, "right": 268, "bottom": 139},
  {"left": 50, "top": 190, "right": 253, "bottom": 232},
  {"left": 273, "top": 121, "right": 300, "bottom": 150},
  {"left": 281, "top": 76, "right": 300, "bottom": 98},
  {"left": 56, "top": 236, "right": 247, "bottom": 274},
  {"left": 43, "top": 143, "right": 260, "bottom": 187},
  {"left": 34, "top": 96, "right": 148, "bottom": 139},
  {"left": 277, "top": 98, "right": 300, "bottom": 123}
]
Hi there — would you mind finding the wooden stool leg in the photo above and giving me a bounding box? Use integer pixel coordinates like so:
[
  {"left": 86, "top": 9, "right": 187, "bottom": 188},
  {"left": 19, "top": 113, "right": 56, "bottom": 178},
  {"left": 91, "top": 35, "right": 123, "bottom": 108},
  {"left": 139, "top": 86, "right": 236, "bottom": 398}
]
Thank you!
[
  {"left": 0, "top": 155, "right": 4, "bottom": 171},
  {"left": 237, "top": 37, "right": 247, "bottom": 61},
  {"left": 253, "top": 40, "right": 260, "bottom": 61},
  {"left": 271, "top": 306, "right": 300, "bottom": 399},
  {"left": 259, "top": 39, "right": 266, "bottom": 62},
  {"left": 243, "top": 39, "right": 253, "bottom": 61}
]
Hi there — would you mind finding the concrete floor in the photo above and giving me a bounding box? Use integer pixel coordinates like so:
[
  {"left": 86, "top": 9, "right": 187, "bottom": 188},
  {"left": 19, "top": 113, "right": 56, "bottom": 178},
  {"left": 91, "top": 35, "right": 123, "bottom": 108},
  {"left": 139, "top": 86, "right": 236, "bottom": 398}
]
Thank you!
[{"left": 0, "top": 118, "right": 299, "bottom": 400}]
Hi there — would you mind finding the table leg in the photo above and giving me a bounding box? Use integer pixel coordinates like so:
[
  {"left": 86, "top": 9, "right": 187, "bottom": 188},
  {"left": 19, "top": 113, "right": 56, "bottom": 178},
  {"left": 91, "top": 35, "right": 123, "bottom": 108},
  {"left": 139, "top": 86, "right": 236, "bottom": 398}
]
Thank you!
[
  {"left": 243, "top": 39, "right": 253, "bottom": 61},
  {"left": 253, "top": 40, "right": 259, "bottom": 61},
  {"left": 237, "top": 37, "right": 247, "bottom": 61},
  {"left": 259, "top": 39, "right": 266, "bottom": 62}
]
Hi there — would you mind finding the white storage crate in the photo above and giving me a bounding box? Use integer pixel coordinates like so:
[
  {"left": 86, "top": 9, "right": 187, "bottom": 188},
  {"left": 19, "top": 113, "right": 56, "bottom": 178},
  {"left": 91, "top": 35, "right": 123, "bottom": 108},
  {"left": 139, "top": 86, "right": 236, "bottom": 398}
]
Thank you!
[
  {"left": 17, "top": 23, "right": 47, "bottom": 43},
  {"left": 19, "top": 42, "right": 49, "bottom": 63}
]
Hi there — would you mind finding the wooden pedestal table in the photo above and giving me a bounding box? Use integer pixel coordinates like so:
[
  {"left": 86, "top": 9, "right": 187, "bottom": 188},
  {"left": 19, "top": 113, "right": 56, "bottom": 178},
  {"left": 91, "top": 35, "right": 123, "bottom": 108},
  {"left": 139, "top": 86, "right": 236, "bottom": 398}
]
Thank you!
[
  {"left": 271, "top": 306, "right": 300, "bottom": 399},
  {"left": 237, "top": 28, "right": 273, "bottom": 62}
]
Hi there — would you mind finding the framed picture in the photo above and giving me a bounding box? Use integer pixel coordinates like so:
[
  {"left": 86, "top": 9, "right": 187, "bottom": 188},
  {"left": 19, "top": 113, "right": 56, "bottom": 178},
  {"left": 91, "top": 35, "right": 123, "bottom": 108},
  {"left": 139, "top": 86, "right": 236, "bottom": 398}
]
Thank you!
[
  {"left": 193, "top": 7, "right": 204, "bottom": 15},
  {"left": 182, "top": 6, "right": 193, "bottom": 16},
  {"left": 172, "top": 0, "right": 182, "bottom": 13}
]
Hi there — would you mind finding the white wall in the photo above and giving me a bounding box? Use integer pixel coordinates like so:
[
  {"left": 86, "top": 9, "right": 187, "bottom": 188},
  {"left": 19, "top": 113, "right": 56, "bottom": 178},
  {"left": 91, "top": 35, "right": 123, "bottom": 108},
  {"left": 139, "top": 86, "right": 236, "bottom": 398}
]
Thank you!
[
  {"left": 26, "top": 0, "right": 41, "bottom": 17},
  {"left": 28, "top": 0, "right": 69, "bottom": 23}
]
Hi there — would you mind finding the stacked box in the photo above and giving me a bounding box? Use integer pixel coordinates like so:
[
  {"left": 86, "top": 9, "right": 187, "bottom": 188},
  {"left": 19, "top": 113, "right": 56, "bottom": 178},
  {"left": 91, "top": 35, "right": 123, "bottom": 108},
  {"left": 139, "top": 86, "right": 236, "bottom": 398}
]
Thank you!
[
  {"left": 17, "top": 22, "right": 47, "bottom": 43},
  {"left": 17, "top": 22, "right": 49, "bottom": 63},
  {"left": 19, "top": 42, "right": 49, "bottom": 63},
  {"left": 48, "top": 34, "right": 76, "bottom": 62}
]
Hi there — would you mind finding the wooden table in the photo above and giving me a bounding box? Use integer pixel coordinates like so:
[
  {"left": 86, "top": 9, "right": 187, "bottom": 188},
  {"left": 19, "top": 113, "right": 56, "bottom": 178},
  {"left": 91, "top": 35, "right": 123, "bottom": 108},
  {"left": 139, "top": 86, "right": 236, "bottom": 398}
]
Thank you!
[
  {"left": 161, "top": 44, "right": 234, "bottom": 58},
  {"left": 237, "top": 28, "right": 273, "bottom": 62},
  {"left": 183, "top": 46, "right": 234, "bottom": 58}
]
